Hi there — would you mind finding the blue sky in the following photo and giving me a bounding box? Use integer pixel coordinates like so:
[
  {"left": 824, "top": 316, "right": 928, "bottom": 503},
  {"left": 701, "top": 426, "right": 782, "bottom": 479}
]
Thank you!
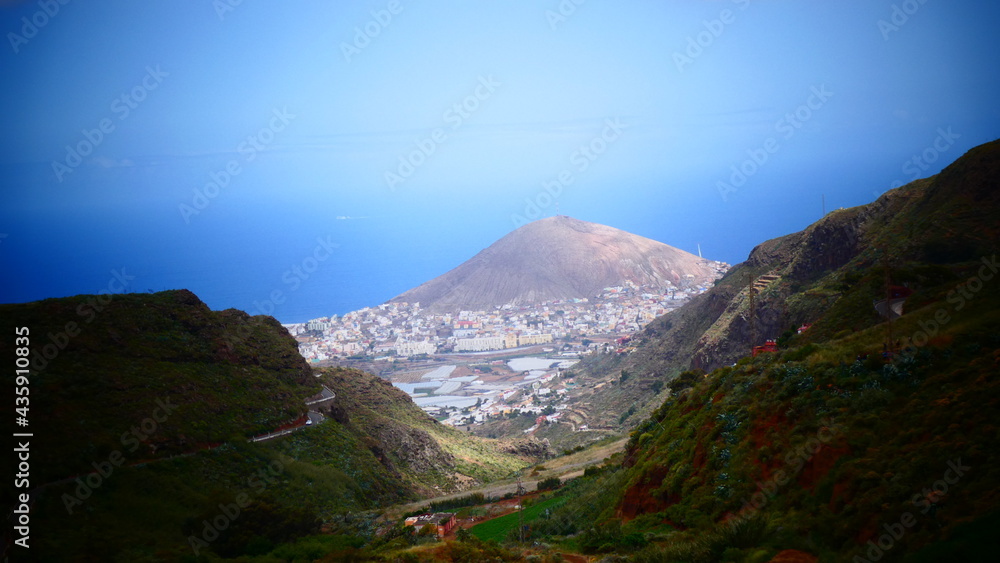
[{"left": 2, "top": 0, "right": 998, "bottom": 323}]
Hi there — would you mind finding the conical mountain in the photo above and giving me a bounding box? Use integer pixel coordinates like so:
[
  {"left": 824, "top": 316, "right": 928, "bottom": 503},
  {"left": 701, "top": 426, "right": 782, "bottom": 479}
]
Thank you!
[{"left": 389, "top": 215, "right": 720, "bottom": 312}]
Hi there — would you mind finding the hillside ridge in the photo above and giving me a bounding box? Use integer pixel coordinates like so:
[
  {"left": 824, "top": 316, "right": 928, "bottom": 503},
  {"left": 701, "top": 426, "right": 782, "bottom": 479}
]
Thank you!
[
  {"left": 545, "top": 139, "right": 1000, "bottom": 433},
  {"left": 0, "top": 289, "right": 533, "bottom": 559}
]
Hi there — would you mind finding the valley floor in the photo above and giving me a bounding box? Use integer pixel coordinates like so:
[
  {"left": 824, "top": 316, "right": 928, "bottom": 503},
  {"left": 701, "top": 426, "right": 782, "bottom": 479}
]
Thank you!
[{"left": 389, "top": 437, "right": 626, "bottom": 518}]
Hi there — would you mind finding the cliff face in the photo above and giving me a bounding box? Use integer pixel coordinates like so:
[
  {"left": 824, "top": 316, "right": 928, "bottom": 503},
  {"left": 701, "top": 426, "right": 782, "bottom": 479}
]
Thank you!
[
  {"left": 390, "top": 215, "right": 720, "bottom": 312},
  {"left": 690, "top": 140, "right": 1000, "bottom": 370},
  {"left": 687, "top": 200, "right": 882, "bottom": 372}
]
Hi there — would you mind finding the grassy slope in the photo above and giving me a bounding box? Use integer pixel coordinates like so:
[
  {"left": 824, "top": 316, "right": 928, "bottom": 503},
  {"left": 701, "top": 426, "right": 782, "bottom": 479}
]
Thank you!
[
  {"left": 541, "top": 140, "right": 1000, "bottom": 560},
  {"left": 563, "top": 141, "right": 999, "bottom": 436},
  {"left": 1, "top": 289, "right": 318, "bottom": 484},
  {"left": 315, "top": 366, "right": 533, "bottom": 495},
  {"left": 0, "top": 290, "right": 528, "bottom": 561},
  {"left": 592, "top": 278, "right": 1000, "bottom": 560},
  {"left": 0, "top": 290, "right": 404, "bottom": 560}
]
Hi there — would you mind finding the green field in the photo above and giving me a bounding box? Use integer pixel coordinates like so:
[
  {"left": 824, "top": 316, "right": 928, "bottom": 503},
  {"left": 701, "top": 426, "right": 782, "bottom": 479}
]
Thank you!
[{"left": 470, "top": 496, "right": 565, "bottom": 542}]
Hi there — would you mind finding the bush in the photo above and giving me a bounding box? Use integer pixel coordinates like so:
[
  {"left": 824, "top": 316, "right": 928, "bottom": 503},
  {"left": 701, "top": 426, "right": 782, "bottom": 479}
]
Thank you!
[
  {"left": 637, "top": 432, "right": 654, "bottom": 449},
  {"left": 578, "top": 520, "right": 648, "bottom": 554},
  {"left": 710, "top": 512, "right": 773, "bottom": 551},
  {"left": 537, "top": 476, "right": 561, "bottom": 491},
  {"left": 783, "top": 343, "right": 819, "bottom": 362},
  {"left": 669, "top": 369, "right": 705, "bottom": 393},
  {"left": 631, "top": 540, "right": 713, "bottom": 563},
  {"left": 619, "top": 405, "right": 637, "bottom": 424}
]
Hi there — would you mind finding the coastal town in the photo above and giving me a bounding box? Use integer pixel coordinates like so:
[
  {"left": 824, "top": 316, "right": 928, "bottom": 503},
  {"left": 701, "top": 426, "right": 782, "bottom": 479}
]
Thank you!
[
  {"left": 288, "top": 259, "right": 729, "bottom": 363},
  {"left": 284, "top": 261, "right": 729, "bottom": 429}
]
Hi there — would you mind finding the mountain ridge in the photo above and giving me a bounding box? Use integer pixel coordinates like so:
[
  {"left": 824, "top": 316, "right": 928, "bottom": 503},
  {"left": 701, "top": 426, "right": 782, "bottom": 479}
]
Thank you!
[
  {"left": 495, "top": 138, "right": 1000, "bottom": 561},
  {"left": 519, "top": 139, "right": 1000, "bottom": 441}
]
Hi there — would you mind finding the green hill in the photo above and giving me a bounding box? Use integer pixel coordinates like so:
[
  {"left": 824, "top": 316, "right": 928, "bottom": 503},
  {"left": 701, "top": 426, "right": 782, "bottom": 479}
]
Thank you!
[
  {"left": 1, "top": 290, "right": 317, "bottom": 483},
  {"left": 1, "top": 290, "right": 531, "bottom": 560},
  {"left": 522, "top": 139, "right": 1000, "bottom": 561},
  {"left": 310, "top": 367, "right": 539, "bottom": 496},
  {"left": 558, "top": 140, "right": 1000, "bottom": 436}
]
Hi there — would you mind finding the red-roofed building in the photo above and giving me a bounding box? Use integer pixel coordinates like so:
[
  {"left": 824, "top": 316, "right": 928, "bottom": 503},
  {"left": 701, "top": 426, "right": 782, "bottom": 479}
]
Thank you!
[{"left": 403, "top": 513, "right": 457, "bottom": 537}]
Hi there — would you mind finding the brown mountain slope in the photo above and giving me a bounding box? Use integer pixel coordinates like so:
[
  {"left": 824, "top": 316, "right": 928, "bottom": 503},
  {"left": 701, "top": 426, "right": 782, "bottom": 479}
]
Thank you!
[{"left": 389, "top": 215, "right": 719, "bottom": 312}]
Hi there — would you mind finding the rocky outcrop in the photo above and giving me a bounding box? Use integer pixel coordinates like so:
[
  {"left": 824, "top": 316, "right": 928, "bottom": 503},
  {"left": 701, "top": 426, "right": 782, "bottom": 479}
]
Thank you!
[{"left": 497, "top": 436, "right": 553, "bottom": 459}]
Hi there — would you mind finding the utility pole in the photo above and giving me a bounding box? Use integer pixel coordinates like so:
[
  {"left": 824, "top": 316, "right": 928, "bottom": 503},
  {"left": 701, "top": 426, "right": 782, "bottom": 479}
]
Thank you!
[
  {"left": 516, "top": 476, "right": 525, "bottom": 543},
  {"left": 883, "top": 249, "right": 894, "bottom": 357},
  {"left": 747, "top": 273, "right": 757, "bottom": 356}
]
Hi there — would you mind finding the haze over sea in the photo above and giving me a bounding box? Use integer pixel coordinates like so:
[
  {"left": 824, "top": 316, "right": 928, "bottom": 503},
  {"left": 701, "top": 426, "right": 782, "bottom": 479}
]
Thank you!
[{"left": 2, "top": 1, "right": 998, "bottom": 323}]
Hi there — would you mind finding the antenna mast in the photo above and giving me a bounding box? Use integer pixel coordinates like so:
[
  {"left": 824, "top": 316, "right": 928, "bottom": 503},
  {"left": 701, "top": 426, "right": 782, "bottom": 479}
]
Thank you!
[
  {"left": 883, "top": 249, "right": 894, "bottom": 357},
  {"left": 747, "top": 273, "right": 757, "bottom": 356},
  {"left": 516, "top": 476, "right": 525, "bottom": 542}
]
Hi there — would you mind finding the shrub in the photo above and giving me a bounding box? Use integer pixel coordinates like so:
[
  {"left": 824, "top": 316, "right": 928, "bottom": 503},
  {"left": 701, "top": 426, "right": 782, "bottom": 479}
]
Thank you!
[
  {"left": 619, "top": 405, "right": 637, "bottom": 424},
  {"left": 536, "top": 476, "right": 561, "bottom": 491},
  {"left": 783, "top": 343, "right": 819, "bottom": 362},
  {"left": 637, "top": 432, "right": 654, "bottom": 449},
  {"left": 710, "top": 512, "right": 773, "bottom": 551},
  {"left": 578, "top": 520, "right": 648, "bottom": 554},
  {"left": 669, "top": 369, "right": 705, "bottom": 393}
]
